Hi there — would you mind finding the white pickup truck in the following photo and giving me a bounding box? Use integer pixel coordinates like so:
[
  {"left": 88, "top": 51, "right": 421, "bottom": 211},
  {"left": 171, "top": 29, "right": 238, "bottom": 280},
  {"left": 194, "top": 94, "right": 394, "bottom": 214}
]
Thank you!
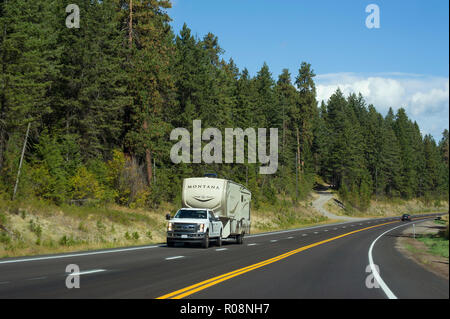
[{"left": 166, "top": 176, "right": 251, "bottom": 248}]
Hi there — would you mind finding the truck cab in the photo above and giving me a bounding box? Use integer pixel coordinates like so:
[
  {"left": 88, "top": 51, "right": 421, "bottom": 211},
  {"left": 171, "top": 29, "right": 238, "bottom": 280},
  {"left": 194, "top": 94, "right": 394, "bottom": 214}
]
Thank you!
[{"left": 166, "top": 208, "right": 223, "bottom": 248}]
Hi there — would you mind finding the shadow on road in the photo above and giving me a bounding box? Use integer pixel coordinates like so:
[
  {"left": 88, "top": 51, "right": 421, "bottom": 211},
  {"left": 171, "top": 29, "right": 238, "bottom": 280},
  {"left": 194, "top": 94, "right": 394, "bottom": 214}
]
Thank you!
[{"left": 313, "top": 183, "right": 330, "bottom": 192}]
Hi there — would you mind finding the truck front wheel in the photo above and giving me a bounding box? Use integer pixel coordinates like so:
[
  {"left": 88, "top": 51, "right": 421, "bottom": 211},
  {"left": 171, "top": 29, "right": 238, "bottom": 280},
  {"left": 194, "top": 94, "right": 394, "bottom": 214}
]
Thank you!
[
  {"left": 202, "top": 232, "right": 209, "bottom": 248},
  {"left": 167, "top": 239, "right": 174, "bottom": 247}
]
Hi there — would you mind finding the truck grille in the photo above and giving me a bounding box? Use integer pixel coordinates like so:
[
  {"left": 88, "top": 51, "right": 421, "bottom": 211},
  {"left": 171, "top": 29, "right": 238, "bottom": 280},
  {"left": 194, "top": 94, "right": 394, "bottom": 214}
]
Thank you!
[{"left": 173, "top": 223, "right": 197, "bottom": 232}]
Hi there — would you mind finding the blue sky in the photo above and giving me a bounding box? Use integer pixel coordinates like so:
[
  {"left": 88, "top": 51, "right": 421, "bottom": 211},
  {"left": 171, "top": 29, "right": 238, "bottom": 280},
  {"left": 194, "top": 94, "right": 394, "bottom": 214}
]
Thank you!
[{"left": 168, "top": 0, "right": 449, "bottom": 140}]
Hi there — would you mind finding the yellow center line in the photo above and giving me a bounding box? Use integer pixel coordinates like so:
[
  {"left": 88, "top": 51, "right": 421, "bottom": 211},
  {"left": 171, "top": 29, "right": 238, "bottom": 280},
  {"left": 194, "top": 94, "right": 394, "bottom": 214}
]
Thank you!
[{"left": 157, "top": 218, "right": 425, "bottom": 299}]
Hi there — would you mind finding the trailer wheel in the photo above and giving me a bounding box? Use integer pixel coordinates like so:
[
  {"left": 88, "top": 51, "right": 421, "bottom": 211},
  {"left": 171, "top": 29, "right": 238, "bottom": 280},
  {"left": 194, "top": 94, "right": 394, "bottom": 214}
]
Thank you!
[
  {"left": 236, "top": 233, "right": 244, "bottom": 245},
  {"left": 202, "top": 232, "right": 209, "bottom": 248},
  {"left": 216, "top": 231, "right": 222, "bottom": 247}
]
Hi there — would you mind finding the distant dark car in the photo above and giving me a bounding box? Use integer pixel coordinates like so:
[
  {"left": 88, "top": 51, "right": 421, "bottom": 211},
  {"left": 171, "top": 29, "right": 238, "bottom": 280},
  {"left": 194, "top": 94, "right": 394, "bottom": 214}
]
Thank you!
[{"left": 401, "top": 214, "right": 411, "bottom": 221}]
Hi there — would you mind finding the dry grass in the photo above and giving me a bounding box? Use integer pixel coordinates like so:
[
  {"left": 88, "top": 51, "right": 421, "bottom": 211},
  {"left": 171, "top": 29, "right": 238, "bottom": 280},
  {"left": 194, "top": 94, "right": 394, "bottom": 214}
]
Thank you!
[
  {"left": 0, "top": 195, "right": 332, "bottom": 258},
  {"left": 325, "top": 196, "right": 448, "bottom": 218},
  {"left": 3, "top": 191, "right": 442, "bottom": 258},
  {"left": 0, "top": 199, "right": 173, "bottom": 258},
  {"left": 251, "top": 201, "right": 338, "bottom": 234}
]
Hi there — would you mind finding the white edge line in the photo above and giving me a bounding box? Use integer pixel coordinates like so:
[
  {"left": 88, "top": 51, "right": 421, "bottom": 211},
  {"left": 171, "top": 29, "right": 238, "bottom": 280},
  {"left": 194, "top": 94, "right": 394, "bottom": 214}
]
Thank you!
[
  {"left": 0, "top": 245, "right": 162, "bottom": 265},
  {"left": 165, "top": 256, "right": 184, "bottom": 260},
  {"left": 0, "top": 220, "right": 364, "bottom": 264},
  {"left": 71, "top": 269, "right": 106, "bottom": 276},
  {"left": 0, "top": 214, "right": 440, "bottom": 265},
  {"left": 368, "top": 218, "right": 433, "bottom": 300}
]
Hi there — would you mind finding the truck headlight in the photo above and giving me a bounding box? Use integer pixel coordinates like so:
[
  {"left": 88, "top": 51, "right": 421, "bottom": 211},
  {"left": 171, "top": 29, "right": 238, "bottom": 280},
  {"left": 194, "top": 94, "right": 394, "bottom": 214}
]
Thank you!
[
  {"left": 198, "top": 223, "right": 205, "bottom": 233},
  {"left": 167, "top": 222, "right": 173, "bottom": 231}
]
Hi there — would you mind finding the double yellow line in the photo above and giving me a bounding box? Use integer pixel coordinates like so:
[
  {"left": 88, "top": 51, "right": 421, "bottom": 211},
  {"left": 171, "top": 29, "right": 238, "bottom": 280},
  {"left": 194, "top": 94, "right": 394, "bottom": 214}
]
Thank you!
[{"left": 157, "top": 220, "right": 403, "bottom": 299}]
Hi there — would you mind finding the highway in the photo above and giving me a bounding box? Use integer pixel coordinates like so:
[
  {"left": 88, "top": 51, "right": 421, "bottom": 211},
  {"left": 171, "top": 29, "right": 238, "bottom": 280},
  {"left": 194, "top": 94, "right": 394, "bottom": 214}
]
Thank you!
[{"left": 0, "top": 214, "right": 447, "bottom": 299}]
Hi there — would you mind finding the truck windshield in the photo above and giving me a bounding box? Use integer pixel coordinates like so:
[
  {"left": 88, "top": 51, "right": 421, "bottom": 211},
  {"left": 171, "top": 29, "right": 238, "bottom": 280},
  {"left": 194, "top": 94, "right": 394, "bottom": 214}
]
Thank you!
[{"left": 174, "top": 210, "right": 207, "bottom": 219}]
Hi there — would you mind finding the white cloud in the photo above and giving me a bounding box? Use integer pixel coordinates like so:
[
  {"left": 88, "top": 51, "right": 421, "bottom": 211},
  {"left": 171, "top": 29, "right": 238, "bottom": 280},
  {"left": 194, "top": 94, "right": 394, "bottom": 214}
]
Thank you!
[{"left": 315, "top": 73, "right": 449, "bottom": 141}]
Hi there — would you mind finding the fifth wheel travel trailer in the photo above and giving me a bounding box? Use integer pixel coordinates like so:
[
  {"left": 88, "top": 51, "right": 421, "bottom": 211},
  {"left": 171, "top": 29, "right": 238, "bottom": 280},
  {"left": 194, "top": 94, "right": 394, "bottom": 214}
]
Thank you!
[{"left": 166, "top": 176, "right": 251, "bottom": 248}]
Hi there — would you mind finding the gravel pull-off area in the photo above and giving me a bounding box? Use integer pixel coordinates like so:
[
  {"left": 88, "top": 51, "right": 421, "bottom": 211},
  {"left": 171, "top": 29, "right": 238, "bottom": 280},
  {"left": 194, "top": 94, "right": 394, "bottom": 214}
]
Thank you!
[{"left": 312, "top": 191, "right": 366, "bottom": 221}]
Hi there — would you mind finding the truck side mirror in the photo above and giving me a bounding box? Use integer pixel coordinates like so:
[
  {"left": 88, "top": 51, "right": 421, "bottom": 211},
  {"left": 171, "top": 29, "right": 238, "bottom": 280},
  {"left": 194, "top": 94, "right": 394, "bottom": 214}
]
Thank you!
[{"left": 165, "top": 213, "right": 171, "bottom": 220}]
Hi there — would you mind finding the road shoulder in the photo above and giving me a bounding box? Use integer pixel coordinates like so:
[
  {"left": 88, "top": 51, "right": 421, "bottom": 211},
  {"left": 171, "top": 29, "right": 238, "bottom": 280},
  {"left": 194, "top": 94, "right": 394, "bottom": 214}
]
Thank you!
[{"left": 395, "top": 220, "right": 449, "bottom": 280}]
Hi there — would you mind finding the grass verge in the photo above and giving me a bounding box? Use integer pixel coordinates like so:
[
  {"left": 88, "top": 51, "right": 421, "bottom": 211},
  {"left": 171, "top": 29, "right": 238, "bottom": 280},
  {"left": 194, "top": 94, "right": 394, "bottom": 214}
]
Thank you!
[
  {"left": 396, "top": 219, "right": 449, "bottom": 279},
  {"left": 325, "top": 195, "right": 448, "bottom": 219},
  {"left": 417, "top": 234, "right": 449, "bottom": 259},
  {"left": 0, "top": 194, "right": 331, "bottom": 258}
]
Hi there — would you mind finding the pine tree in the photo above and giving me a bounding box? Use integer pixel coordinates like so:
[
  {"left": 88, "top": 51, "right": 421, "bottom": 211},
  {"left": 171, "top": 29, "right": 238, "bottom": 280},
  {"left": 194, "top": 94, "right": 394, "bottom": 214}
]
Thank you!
[
  {"left": 0, "top": 0, "right": 58, "bottom": 186},
  {"left": 123, "top": 0, "right": 174, "bottom": 187},
  {"left": 275, "top": 69, "right": 296, "bottom": 168},
  {"left": 422, "top": 135, "right": 439, "bottom": 195},
  {"left": 379, "top": 114, "right": 402, "bottom": 197},
  {"left": 437, "top": 130, "right": 449, "bottom": 197},
  {"left": 295, "top": 62, "right": 318, "bottom": 178},
  {"left": 312, "top": 101, "right": 329, "bottom": 177},
  {"left": 50, "top": 0, "right": 130, "bottom": 160},
  {"left": 393, "top": 108, "right": 416, "bottom": 198},
  {"left": 254, "top": 62, "right": 279, "bottom": 129},
  {"left": 274, "top": 69, "right": 297, "bottom": 194}
]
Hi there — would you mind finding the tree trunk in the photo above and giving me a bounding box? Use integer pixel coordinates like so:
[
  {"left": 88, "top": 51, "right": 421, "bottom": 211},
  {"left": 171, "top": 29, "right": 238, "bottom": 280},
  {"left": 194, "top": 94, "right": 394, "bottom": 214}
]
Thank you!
[
  {"left": 13, "top": 123, "right": 30, "bottom": 200},
  {"left": 0, "top": 24, "right": 6, "bottom": 171},
  {"left": 0, "top": 128, "right": 5, "bottom": 171},
  {"left": 296, "top": 126, "right": 301, "bottom": 174},
  {"left": 143, "top": 120, "right": 152, "bottom": 186},
  {"left": 128, "top": 0, "right": 133, "bottom": 48}
]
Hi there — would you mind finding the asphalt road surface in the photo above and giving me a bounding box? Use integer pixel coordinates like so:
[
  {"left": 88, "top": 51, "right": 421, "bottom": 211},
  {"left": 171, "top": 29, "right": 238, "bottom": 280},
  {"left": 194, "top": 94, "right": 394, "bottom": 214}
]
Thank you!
[{"left": 0, "top": 213, "right": 447, "bottom": 299}]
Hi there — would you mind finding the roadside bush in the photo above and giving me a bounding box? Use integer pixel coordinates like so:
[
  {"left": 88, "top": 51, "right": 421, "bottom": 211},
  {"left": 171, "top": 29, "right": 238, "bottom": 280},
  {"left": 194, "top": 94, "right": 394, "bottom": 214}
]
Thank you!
[
  {"left": 96, "top": 220, "right": 106, "bottom": 231},
  {"left": 78, "top": 222, "right": 88, "bottom": 232},
  {"left": 0, "top": 211, "right": 7, "bottom": 225},
  {"left": 30, "top": 133, "right": 70, "bottom": 204},
  {"left": 338, "top": 177, "right": 372, "bottom": 212},
  {"left": 29, "top": 219, "right": 42, "bottom": 238},
  {"left": 262, "top": 183, "right": 277, "bottom": 205},
  {"left": 87, "top": 159, "right": 117, "bottom": 203},
  {"left": 59, "top": 235, "right": 78, "bottom": 246},
  {"left": 68, "top": 166, "right": 105, "bottom": 203},
  {"left": 130, "top": 189, "right": 151, "bottom": 209},
  {"left": 0, "top": 232, "right": 11, "bottom": 245},
  {"left": 106, "top": 150, "right": 128, "bottom": 204},
  {"left": 0, "top": 132, "right": 24, "bottom": 193},
  {"left": 29, "top": 165, "right": 60, "bottom": 202}
]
